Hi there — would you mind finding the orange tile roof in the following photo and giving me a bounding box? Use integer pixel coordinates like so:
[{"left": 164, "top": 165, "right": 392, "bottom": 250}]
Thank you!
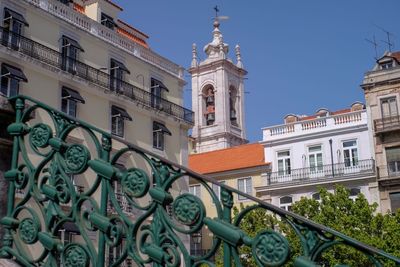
[{"left": 189, "top": 143, "right": 269, "bottom": 174}]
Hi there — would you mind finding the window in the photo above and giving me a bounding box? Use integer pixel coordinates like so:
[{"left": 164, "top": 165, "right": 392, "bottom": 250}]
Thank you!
[
  {"left": 61, "top": 87, "right": 85, "bottom": 117},
  {"left": 111, "top": 106, "right": 132, "bottom": 137},
  {"left": 312, "top": 192, "right": 321, "bottom": 202},
  {"left": 308, "top": 145, "right": 323, "bottom": 172},
  {"left": 229, "top": 87, "right": 237, "bottom": 125},
  {"left": 380, "top": 61, "right": 394, "bottom": 70},
  {"left": 212, "top": 181, "right": 225, "bottom": 202},
  {"left": 277, "top": 151, "right": 291, "bottom": 175},
  {"left": 189, "top": 184, "right": 201, "bottom": 198},
  {"left": 153, "top": 121, "right": 171, "bottom": 150},
  {"left": 238, "top": 177, "right": 252, "bottom": 200},
  {"left": 349, "top": 188, "right": 361, "bottom": 201},
  {"left": 279, "top": 196, "right": 293, "bottom": 211},
  {"left": 151, "top": 78, "right": 168, "bottom": 109},
  {"left": 2, "top": 8, "right": 29, "bottom": 49},
  {"left": 204, "top": 86, "right": 215, "bottom": 126},
  {"left": 343, "top": 140, "right": 358, "bottom": 167},
  {"left": 390, "top": 192, "right": 400, "bottom": 213},
  {"left": 381, "top": 97, "right": 398, "bottom": 118},
  {"left": 101, "top": 13, "right": 115, "bottom": 29},
  {"left": 61, "top": 36, "right": 84, "bottom": 74},
  {"left": 0, "top": 63, "right": 27, "bottom": 97},
  {"left": 386, "top": 147, "right": 400, "bottom": 176},
  {"left": 110, "top": 59, "right": 130, "bottom": 92}
]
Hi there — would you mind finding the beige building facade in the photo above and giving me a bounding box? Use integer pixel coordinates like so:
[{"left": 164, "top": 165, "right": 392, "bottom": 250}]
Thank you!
[
  {"left": 362, "top": 51, "right": 400, "bottom": 213},
  {"left": 0, "top": 0, "right": 192, "bottom": 265}
]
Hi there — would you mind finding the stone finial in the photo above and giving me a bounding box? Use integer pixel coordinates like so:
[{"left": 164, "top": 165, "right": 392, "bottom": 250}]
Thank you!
[
  {"left": 235, "top": 44, "right": 243, "bottom": 68},
  {"left": 219, "top": 38, "right": 226, "bottom": 59},
  {"left": 191, "top": 43, "right": 198, "bottom": 68}
]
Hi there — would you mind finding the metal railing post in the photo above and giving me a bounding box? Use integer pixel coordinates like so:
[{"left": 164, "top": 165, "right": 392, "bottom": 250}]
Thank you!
[
  {"left": 221, "top": 188, "right": 233, "bottom": 267},
  {"left": 97, "top": 135, "right": 111, "bottom": 267}
]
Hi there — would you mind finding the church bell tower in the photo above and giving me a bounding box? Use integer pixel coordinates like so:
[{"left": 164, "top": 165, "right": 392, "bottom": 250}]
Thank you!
[{"left": 189, "top": 16, "right": 248, "bottom": 153}]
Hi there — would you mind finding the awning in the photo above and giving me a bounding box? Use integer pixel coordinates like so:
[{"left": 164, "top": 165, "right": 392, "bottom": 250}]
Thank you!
[
  {"left": 1, "top": 64, "right": 28, "bottom": 82},
  {"left": 62, "top": 222, "right": 80, "bottom": 233},
  {"left": 62, "top": 87, "right": 85, "bottom": 103},
  {"left": 112, "top": 106, "right": 132, "bottom": 121},
  {"left": 151, "top": 78, "right": 169, "bottom": 92},
  {"left": 153, "top": 122, "right": 172, "bottom": 136},
  {"left": 4, "top": 8, "right": 29, "bottom": 26},
  {"left": 62, "top": 35, "right": 84, "bottom": 52},
  {"left": 111, "top": 59, "right": 130, "bottom": 74}
]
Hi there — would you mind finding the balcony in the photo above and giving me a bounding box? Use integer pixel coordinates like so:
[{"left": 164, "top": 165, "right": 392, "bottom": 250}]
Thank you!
[
  {"left": 22, "top": 0, "right": 183, "bottom": 78},
  {"left": 108, "top": 192, "right": 133, "bottom": 215},
  {"left": 266, "top": 159, "right": 375, "bottom": 187},
  {"left": 263, "top": 110, "right": 366, "bottom": 141},
  {"left": 374, "top": 115, "right": 400, "bottom": 134},
  {"left": 0, "top": 28, "right": 194, "bottom": 124}
]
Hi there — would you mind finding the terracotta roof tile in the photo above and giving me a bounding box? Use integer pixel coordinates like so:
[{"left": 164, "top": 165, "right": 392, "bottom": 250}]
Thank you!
[{"left": 189, "top": 143, "right": 269, "bottom": 174}]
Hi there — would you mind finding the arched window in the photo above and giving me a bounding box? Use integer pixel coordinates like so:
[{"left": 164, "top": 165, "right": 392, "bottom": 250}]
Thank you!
[
  {"left": 229, "top": 86, "right": 238, "bottom": 125},
  {"left": 203, "top": 85, "right": 215, "bottom": 126},
  {"left": 279, "top": 196, "right": 293, "bottom": 211}
]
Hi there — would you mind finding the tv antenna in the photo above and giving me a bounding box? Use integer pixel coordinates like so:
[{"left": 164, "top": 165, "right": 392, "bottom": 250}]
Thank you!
[
  {"left": 365, "top": 34, "right": 379, "bottom": 60},
  {"left": 374, "top": 24, "right": 395, "bottom": 52}
]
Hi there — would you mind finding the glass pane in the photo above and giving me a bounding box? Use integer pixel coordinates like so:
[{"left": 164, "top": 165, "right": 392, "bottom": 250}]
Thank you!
[
  {"left": 317, "top": 153, "right": 323, "bottom": 166},
  {"left": 309, "top": 155, "right": 316, "bottom": 167},
  {"left": 343, "top": 140, "right": 356, "bottom": 147},
  {"left": 238, "top": 179, "right": 244, "bottom": 191},
  {"left": 246, "top": 178, "right": 252, "bottom": 194},
  {"left": 285, "top": 158, "right": 291, "bottom": 174},
  {"left": 308, "top": 146, "right": 321, "bottom": 153},
  {"left": 278, "top": 159, "right": 284, "bottom": 172},
  {"left": 351, "top": 148, "right": 358, "bottom": 166},
  {"left": 280, "top": 196, "right": 292, "bottom": 204},
  {"left": 9, "top": 78, "right": 19, "bottom": 97},
  {"left": 386, "top": 147, "right": 400, "bottom": 162},
  {"left": 278, "top": 151, "right": 290, "bottom": 157},
  {"left": 390, "top": 192, "right": 400, "bottom": 212},
  {"left": 389, "top": 98, "right": 398, "bottom": 116},
  {"left": 344, "top": 149, "right": 351, "bottom": 167}
]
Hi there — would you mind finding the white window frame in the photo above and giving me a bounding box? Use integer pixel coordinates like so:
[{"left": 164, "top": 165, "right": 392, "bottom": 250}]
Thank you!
[
  {"left": 211, "top": 181, "right": 225, "bottom": 203},
  {"left": 279, "top": 196, "right": 293, "bottom": 211},
  {"left": 237, "top": 177, "right": 252, "bottom": 201},
  {"left": 277, "top": 150, "right": 291, "bottom": 175},
  {"left": 342, "top": 140, "right": 358, "bottom": 167},
  {"left": 308, "top": 145, "right": 323, "bottom": 172},
  {"left": 189, "top": 184, "right": 201, "bottom": 198},
  {"left": 349, "top": 188, "right": 361, "bottom": 201},
  {"left": 61, "top": 96, "right": 77, "bottom": 117}
]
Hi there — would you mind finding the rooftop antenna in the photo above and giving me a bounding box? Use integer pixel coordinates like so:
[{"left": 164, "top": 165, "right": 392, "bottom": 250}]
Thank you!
[
  {"left": 365, "top": 34, "right": 379, "bottom": 60},
  {"left": 374, "top": 24, "right": 395, "bottom": 52}
]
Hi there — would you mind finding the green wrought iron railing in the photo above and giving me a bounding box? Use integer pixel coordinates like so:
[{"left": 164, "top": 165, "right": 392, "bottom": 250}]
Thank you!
[{"left": 0, "top": 95, "right": 399, "bottom": 267}]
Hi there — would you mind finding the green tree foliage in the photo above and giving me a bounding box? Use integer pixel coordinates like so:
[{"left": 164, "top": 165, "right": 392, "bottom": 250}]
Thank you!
[{"left": 215, "top": 185, "right": 400, "bottom": 266}]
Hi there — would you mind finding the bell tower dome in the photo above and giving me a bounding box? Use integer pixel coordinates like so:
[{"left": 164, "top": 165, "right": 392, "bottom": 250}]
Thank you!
[{"left": 189, "top": 17, "right": 248, "bottom": 153}]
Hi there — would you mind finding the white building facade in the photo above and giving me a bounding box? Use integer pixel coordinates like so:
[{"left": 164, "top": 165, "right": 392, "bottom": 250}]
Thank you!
[{"left": 256, "top": 103, "right": 379, "bottom": 210}]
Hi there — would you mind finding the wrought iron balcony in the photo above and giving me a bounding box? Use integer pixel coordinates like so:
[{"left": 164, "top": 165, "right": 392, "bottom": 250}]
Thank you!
[
  {"left": 267, "top": 159, "right": 375, "bottom": 186},
  {"left": 0, "top": 28, "right": 194, "bottom": 124},
  {"left": 1, "top": 95, "right": 398, "bottom": 266},
  {"left": 374, "top": 115, "right": 400, "bottom": 134}
]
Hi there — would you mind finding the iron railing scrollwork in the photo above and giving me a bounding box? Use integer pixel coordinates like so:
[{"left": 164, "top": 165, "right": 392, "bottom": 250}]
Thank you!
[
  {"left": 0, "top": 28, "right": 194, "bottom": 124},
  {"left": 0, "top": 95, "right": 399, "bottom": 266}
]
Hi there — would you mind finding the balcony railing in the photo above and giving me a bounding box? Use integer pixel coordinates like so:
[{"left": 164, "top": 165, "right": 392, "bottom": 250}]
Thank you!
[
  {"left": 374, "top": 115, "right": 400, "bottom": 134},
  {"left": 108, "top": 192, "right": 133, "bottom": 214},
  {"left": 0, "top": 28, "right": 194, "bottom": 124},
  {"left": 264, "top": 111, "right": 365, "bottom": 139},
  {"left": 267, "top": 159, "right": 375, "bottom": 186}
]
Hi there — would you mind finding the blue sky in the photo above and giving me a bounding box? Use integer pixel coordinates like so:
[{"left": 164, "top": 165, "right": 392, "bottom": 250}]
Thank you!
[{"left": 118, "top": 0, "right": 400, "bottom": 142}]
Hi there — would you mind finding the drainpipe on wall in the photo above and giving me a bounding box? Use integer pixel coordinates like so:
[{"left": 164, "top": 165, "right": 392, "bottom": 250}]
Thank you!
[{"left": 329, "top": 139, "right": 335, "bottom": 177}]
